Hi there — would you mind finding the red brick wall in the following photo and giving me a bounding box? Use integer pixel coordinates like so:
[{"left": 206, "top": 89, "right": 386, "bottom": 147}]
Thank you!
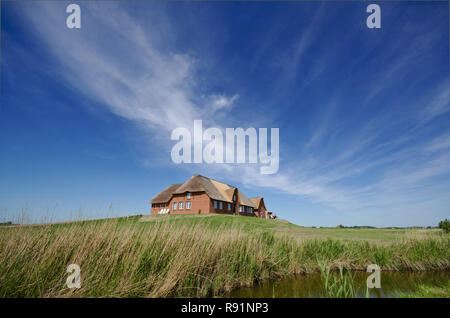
[
  {"left": 151, "top": 192, "right": 212, "bottom": 215},
  {"left": 253, "top": 200, "right": 267, "bottom": 218},
  {"left": 150, "top": 202, "right": 169, "bottom": 215},
  {"left": 211, "top": 200, "right": 234, "bottom": 215},
  {"left": 150, "top": 190, "right": 267, "bottom": 219},
  {"left": 259, "top": 203, "right": 267, "bottom": 218}
]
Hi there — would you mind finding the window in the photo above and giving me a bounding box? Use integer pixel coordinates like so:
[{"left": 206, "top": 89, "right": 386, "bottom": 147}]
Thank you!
[
  {"left": 219, "top": 201, "right": 223, "bottom": 209},
  {"left": 233, "top": 194, "right": 236, "bottom": 201},
  {"left": 227, "top": 203, "right": 231, "bottom": 211},
  {"left": 173, "top": 202, "right": 177, "bottom": 210},
  {"left": 179, "top": 201, "right": 184, "bottom": 209},
  {"left": 186, "top": 201, "right": 191, "bottom": 209},
  {"left": 187, "top": 192, "right": 192, "bottom": 199},
  {"left": 213, "top": 200, "right": 218, "bottom": 209},
  {"left": 239, "top": 205, "right": 243, "bottom": 212}
]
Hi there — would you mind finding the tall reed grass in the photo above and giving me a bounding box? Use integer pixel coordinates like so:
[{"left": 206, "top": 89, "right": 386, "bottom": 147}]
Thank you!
[
  {"left": 0, "top": 216, "right": 448, "bottom": 297},
  {"left": 318, "top": 261, "right": 358, "bottom": 298}
]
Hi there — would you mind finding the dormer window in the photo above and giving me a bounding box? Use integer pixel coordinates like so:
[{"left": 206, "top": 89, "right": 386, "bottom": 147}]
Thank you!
[
  {"left": 233, "top": 194, "right": 236, "bottom": 201},
  {"left": 187, "top": 192, "right": 192, "bottom": 199}
]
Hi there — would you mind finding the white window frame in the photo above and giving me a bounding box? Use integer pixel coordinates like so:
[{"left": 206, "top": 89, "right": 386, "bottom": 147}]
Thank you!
[
  {"left": 186, "top": 201, "right": 191, "bottom": 209},
  {"left": 173, "top": 202, "right": 177, "bottom": 210},
  {"left": 179, "top": 201, "right": 184, "bottom": 209},
  {"left": 187, "top": 192, "right": 192, "bottom": 199}
]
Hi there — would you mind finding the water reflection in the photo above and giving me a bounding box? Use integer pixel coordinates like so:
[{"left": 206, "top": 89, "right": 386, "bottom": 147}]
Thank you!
[{"left": 226, "top": 271, "right": 450, "bottom": 298}]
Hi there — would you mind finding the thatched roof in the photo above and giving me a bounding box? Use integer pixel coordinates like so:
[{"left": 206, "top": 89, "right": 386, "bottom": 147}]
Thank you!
[
  {"left": 150, "top": 183, "right": 182, "bottom": 204},
  {"left": 150, "top": 174, "right": 256, "bottom": 208},
  {"left": 250, "top": 197, "right": 262, "bottom": 208},
  {"left": 174, "top": 174, "right": 228, "bottom": 202},
  {"left": 237, "top": 190, "right": 255, "bottom": 208},
  {"left": 250, "top": 197, "right": 266, "bottom": 210}
]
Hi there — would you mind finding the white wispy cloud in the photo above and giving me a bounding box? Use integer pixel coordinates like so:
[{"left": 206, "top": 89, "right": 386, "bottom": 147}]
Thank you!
[
  {"left": 418, "top": 82, "right": 450, "bottom": 125},
  {"left": 22, "top": 2, "right": 236, "bottom": 135},
  {"left": 426, "top": 132, "right": 450, "bottom": 152},
  {"left": 206, "top": 94, "right": 239, "bottom": 113},
  {"left": 17, "top": 2, "right": 449, "bottom": 224}
]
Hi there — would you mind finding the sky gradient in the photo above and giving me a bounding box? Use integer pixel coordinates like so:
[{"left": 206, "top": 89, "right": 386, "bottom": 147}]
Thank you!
[{"left": 1, "top": 1, "right": 449, "bottom": 227}]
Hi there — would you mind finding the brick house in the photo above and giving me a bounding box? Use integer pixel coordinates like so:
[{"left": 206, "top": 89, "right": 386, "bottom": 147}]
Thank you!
[
  {"left": 150, "top": 174, "right": 268, "bottom": 218},
  {"left": 250, "top": 197, "right": 268, "bottom": 219}
]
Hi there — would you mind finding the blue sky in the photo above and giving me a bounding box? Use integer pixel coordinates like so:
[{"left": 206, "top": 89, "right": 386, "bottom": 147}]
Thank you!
[{"left": 1, "top": 1, "right": 449, "bottom": 226}]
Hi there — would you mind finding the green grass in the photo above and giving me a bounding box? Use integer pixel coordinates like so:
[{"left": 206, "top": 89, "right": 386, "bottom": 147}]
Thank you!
[
  {"left": 394, "top": 281, "right": 450, "bottom": 298},
  {"left": 318, "top": 261, "right": 358, "bottom": 298},
  {"left": 140, "top": 214, "right": 443, "bottom": 243},
  {"left": 0, "top": 214, "right": 448, "bottom": 297}
]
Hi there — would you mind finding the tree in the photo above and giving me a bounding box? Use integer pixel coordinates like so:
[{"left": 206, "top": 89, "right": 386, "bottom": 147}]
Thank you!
[{"left": 438, "top": 219, "right": 449, "bottom": 234}]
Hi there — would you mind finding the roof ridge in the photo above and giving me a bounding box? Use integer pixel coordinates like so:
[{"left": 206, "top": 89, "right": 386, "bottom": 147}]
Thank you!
[
  {"left": 150, "top": 183, "right": 183, "bottom": 204},
  {"left": 194, "top": 174, "right": 234, "bottom": 189}
]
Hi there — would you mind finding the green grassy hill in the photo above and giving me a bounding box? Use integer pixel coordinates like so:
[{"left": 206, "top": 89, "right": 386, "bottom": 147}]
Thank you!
[
  {"left": 0, "top": 214, "right": 448, "bottom": 297},
  {"left": 140, "top": 214, "right": 443, "bottom": 243}
]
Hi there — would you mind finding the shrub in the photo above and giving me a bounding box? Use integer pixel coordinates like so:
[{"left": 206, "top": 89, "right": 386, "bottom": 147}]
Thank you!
[{"left": 438, "top": 219, "right": 449, "bottom": 234}]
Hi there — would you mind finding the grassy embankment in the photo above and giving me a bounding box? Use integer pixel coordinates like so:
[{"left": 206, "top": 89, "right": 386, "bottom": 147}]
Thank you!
[{"left": 0, "top": 214, "right": 448, "bottom": 297}]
